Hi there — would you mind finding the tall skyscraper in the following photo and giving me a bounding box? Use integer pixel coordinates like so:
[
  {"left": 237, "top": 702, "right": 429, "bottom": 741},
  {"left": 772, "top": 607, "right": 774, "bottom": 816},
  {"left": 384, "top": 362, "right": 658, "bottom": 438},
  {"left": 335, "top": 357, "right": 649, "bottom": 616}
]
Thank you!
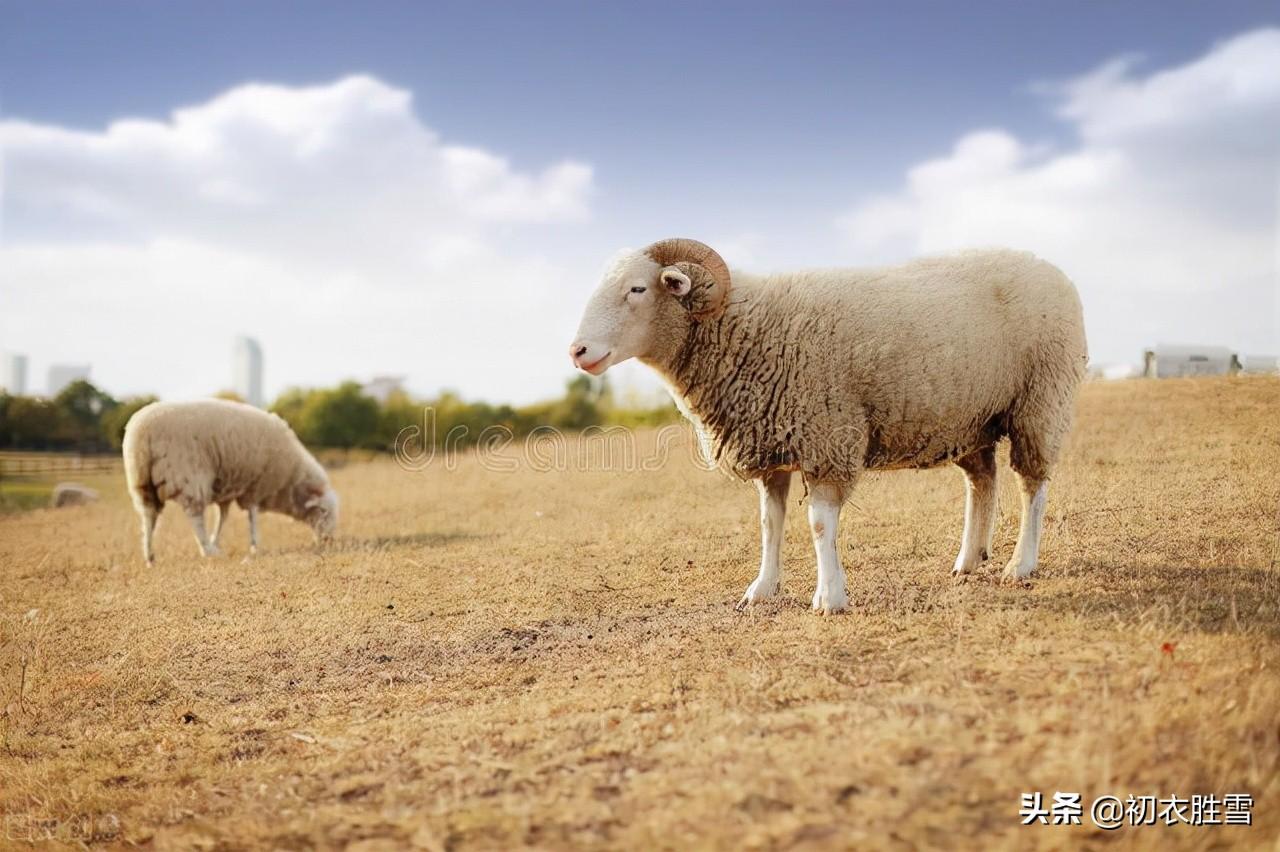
[
  {"left": 47, "top": 364, "right": 90, "bottom": 396},
  {"left": 1, "top": 352, "right": 28, "bottom": 395},
  {"left": 232, "top": 336, "right": 264, "bottom": 407}
]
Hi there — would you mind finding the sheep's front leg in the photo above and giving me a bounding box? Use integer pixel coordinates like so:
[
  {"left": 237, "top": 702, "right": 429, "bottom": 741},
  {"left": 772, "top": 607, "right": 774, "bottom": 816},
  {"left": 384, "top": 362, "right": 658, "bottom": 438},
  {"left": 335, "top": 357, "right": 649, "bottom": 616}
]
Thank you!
[
  {"left": 737, "top": 470, "right": 790, "bottom": 610},
  {"left": 808, "top": 482, "right": 850, "bottom": 614},
  {"left": 183, "top": 501, "right": 220, "bottom": 558}
]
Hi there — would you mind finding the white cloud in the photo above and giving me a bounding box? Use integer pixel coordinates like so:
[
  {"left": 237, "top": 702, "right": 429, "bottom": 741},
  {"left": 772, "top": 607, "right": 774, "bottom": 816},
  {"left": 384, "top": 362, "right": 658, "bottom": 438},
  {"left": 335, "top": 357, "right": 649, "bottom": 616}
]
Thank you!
[
  {"left": 839, "top": 29, "right": 1280, "bottom": 366},
  {"left": 1, "top": 75, "right": 594, "bottom": 401}
]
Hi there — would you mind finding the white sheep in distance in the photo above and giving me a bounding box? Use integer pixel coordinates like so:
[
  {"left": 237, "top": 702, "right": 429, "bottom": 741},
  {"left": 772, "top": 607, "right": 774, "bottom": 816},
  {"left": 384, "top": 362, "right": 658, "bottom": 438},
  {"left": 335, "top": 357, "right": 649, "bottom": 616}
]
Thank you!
[
  {"left": 570, "top": 238, "right": 1087, "bottom": 613},
  {"left": 122, "top": 399, "right": 338, "bottom": 564}
]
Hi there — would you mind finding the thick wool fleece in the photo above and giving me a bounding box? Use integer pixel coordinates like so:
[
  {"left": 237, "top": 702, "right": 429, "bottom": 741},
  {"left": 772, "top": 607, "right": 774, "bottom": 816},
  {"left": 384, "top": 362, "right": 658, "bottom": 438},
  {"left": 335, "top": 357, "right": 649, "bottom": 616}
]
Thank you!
[
  {"left": 643, "top": 249, "right": 1087, "bottom": 484},
  {"left": 123, "top": 399, "right": 330, "bottom": 515}
]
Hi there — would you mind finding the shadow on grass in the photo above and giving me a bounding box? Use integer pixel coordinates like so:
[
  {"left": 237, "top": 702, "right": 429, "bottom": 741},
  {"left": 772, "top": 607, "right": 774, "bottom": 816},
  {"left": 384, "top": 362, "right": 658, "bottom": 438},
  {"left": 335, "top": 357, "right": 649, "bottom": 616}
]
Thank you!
[
  {"left": 1027, "top": 560, "right": 1280, "bottom": 640},
  {"left": 336, "top": 531, "right": 484, "bottom": 553}
]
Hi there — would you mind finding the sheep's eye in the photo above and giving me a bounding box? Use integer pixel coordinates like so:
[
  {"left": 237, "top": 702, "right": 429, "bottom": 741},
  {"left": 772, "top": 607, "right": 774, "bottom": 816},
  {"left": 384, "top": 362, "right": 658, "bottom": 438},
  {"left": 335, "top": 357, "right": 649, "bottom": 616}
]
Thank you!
[{"left": 630, "top": 286, "right": 647, "bottom": 294}]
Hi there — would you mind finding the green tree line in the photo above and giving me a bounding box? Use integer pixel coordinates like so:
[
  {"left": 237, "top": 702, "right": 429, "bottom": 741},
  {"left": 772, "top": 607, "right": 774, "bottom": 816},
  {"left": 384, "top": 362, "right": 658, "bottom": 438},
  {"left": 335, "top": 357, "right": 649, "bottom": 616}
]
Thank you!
[
  {"left": 0, "top": 380, "right": 154, "bottom": 452},
  {"left": 0, "top": 376, "right": 678, "bottom": 453}
]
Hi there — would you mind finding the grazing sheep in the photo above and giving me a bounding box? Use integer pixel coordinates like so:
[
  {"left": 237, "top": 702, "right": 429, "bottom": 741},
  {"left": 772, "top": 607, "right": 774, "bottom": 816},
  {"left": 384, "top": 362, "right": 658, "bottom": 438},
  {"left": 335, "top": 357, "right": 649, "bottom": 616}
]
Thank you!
[
  {"left": 122, "top": 399, "right": 338, "bottom": 564},
  {"left": 51, "top": 482, "right": 99, "bottom": 508},
  {"left": 570, "top": 238, "right": 1087, "bottom": 613}
]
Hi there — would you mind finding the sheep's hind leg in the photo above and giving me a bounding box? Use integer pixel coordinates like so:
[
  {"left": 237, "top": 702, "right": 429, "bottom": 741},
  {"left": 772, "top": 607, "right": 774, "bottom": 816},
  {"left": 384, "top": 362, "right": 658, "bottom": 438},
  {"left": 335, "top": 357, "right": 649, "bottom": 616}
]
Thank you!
[
  {"left": 808, "top": 481, "right": 850, "bottom": 615},
  {"left": 737, "top": 470, "right": 790, "bottom": 610},
  {"left": 1004, "top": 377, "right": 1072, "bottom": 581},
  {"left": 183, "top": 502, "right": 221, "bottom": 558},
  {"left": 210, "top": 501, "right": 232, "bottom": 549},
  {"left": 139, "top": 503, "right": 160, "bottom": 566},
  {"left": 1004, "top": 474, "right": 1047, "bottom": 581},
  {"left": 952, "top": 446, "right": 997, "bottom": 575},
  {"left": 246, "top": 506, "right": 260, "bottom": 557}
]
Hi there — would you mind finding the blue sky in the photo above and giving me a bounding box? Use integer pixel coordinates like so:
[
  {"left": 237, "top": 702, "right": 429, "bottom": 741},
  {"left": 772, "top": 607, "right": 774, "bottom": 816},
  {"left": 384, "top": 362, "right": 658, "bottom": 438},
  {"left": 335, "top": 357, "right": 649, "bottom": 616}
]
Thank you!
[
  {"left": 2, "top": 2, "right": 1278, "bottom": 401},
  {"left": 6, "top": 2, "right": 1272, "bottom": 202}
]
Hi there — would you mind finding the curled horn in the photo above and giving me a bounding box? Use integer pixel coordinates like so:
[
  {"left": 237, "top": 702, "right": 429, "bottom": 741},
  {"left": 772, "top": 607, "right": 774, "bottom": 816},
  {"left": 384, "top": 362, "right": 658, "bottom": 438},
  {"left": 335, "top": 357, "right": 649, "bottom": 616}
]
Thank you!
[{"left": 644, "top": 238, "right": 731, "bottom": 320}]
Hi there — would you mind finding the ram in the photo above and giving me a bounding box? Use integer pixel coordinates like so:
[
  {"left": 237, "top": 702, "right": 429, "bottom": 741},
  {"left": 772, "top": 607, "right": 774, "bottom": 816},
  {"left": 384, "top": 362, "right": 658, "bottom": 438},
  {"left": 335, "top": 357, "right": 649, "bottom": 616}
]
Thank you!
[
  {"left": 570, "top": 239, "right": 1087, "bottom": 613},
  {"left": 122, "top": 399, "right": 338, "bottom": 564}
]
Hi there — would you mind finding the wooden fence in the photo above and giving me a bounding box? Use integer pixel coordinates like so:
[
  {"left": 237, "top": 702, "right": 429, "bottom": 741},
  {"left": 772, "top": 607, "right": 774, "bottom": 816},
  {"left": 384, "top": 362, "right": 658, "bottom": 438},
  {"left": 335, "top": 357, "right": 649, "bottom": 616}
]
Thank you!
[{"left": 0, "top": 452, "right": 122, "bottom": 476}]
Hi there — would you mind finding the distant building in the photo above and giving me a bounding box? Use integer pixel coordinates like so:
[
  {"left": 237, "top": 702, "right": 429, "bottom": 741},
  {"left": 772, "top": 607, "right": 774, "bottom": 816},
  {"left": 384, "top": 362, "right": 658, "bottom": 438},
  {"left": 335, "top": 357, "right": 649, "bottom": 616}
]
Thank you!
[
  {"left": 47, "top": 364, "right": 90, "bottom": 396},
  {"left": 232, "top": 336, "right": 264, "bottom": 407},
  {"left": 1241, "top": 354, "right": 1279, "bottom": 374},
  {"left": 362, "top": 375, "right": 406, "bottom": 404},
  {"left": 1142, "top": 344, "right": 1240, "bottom": 379},
  {"left": 1, "top": 352, "right": 28, "bottom": 395}
]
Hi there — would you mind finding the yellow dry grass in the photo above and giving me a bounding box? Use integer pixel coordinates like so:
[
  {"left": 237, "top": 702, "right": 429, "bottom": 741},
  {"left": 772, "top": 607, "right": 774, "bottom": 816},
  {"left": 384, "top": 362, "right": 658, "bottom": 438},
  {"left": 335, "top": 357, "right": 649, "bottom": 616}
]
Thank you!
[{"left": 1, "top": 376, "right": 1278, "bottom": 850}]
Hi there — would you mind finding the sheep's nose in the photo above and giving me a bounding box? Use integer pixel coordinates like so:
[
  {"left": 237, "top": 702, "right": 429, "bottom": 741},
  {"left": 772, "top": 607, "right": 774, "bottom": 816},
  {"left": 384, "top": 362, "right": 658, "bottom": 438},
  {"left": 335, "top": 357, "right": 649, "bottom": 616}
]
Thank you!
[{"left": 570, "top": 344, "right": 588, "bottom": 365}]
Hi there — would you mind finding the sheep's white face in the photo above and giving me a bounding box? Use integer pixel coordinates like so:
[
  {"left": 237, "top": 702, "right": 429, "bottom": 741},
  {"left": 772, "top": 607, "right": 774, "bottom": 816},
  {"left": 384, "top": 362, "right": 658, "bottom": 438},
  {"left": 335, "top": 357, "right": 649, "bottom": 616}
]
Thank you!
[
  {"left": 570, "top": 251, "right": 687, "bottom": 374},
  {"left": 303, "top": 487, "right": 339, "bottom": 542}
]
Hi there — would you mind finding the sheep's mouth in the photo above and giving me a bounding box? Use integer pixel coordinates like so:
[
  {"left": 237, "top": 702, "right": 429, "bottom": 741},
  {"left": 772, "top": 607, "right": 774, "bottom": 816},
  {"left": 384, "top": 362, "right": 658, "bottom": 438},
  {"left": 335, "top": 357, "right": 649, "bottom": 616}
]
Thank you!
[{"left": 580, "top": 352, "right": 611, "bottom": 375}]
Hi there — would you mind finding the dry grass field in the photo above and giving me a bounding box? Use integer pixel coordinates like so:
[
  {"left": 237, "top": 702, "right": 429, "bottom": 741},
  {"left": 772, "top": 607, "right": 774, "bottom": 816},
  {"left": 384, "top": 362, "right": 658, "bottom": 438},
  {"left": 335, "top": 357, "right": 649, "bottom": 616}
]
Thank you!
[{"left": 1, "top": 376, "right": 1278, "bottom": 850}]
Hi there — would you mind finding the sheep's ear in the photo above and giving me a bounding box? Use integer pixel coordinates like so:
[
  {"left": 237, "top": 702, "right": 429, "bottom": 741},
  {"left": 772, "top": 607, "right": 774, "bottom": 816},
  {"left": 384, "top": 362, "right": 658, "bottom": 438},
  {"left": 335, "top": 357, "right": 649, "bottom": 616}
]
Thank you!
[
  {"left": 660, "top": 266, "right": 692, "bottom": 296},
  {"left": 663, "top": 261, "right": 730, "bottom": 320},
  {"left": 294, "top": 483, "right": 324, "bottom": 508}
]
